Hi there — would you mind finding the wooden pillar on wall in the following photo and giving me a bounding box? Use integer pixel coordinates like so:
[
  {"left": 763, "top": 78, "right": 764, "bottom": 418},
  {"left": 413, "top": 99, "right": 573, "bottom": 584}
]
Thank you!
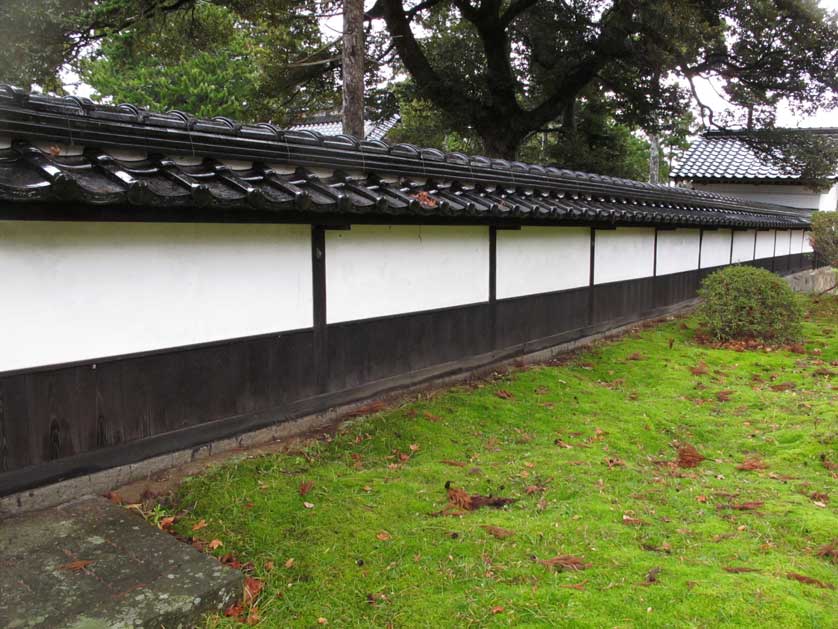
[
  {"left": 311, "top": 225, "right": 327, "bottom": 392},
  {"left": 588, "top": 228, "right": 596, "bottom": 325},
  {"left": 489, "top": 226, "right": 497, "bottom": 349}
]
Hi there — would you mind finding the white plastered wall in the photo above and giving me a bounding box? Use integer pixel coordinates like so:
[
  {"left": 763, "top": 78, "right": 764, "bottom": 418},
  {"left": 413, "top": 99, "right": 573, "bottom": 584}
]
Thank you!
[
  {"left": 0, "top": 221, "right": 313, "bottom": 373},
  {"left": 776, "top": 230, "right": 792, "bottom": 256},
  {"left": 692, "top": 183, "right": 824, "bottom": 211},
  {"left": 803, "top": 231, "right": 814, "bottom": 254},
  {"left": 656, "top": 229, "right": 700, "bottom": 275},
  {"left": 496, "top": 226, "right": 590, "bottom": 299},
  {"left": 754, "top": 230, "right": 776, "bottom": 259},
  {"left": 700, "top": 229, "right": 732, "bottom": 268},
  {"left": 594, "top": 227, "right": 655, "bottom": 284},
  {"left": 731, "top": 229, "right": 756, "bottom": 263},
  {"left": 790, "top": 229, "right": 804, "bottom": 254},
  {"left": 325, "top": 225, "right": 489, "bottom": 323}
]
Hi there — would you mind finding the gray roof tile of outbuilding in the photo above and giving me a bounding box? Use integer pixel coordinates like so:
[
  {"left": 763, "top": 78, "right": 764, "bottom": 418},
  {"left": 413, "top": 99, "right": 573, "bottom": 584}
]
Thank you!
[{"left": 671, "top": 129, "right": 838, "bottom": 183}]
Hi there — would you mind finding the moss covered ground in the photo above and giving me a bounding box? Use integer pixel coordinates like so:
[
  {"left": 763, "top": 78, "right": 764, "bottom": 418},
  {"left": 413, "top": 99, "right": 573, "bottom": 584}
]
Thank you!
[{"left": 169, "top": 296, "right": 837, "bottom": 628}]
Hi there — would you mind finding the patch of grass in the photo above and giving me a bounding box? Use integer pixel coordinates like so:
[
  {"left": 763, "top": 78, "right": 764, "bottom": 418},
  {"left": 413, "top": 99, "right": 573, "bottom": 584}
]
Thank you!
[{"left": 171, "top": 297, "right": 838, "bottom": 628}]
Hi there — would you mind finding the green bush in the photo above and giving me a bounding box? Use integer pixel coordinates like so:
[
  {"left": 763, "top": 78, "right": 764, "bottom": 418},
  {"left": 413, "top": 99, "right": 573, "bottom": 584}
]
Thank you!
[{"left": 698, "top": 266, "right": 803, "bottom": 343}]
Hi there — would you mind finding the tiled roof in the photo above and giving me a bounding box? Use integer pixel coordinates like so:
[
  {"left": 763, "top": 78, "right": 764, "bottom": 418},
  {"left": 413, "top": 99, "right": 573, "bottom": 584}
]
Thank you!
[
  {"left": 671, "top": 130, "right": 838, "bottom": 183},
  {"left": 288, "top": 113, "right": 400, "bottom": 142},
  {"left": 0, "top": 86, "right": 809, "bottom": 229}
]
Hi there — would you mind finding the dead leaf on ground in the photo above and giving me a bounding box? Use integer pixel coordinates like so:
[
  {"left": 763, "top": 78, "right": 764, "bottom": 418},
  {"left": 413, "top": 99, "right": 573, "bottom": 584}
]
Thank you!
[
  {"left": 787, "top": 572, "right": 834, "bottom": 589},
  {"left": 770, "top": 382, "right": 796, "bottom": 392},
  {"left": 244, "top": 576, "right": 265, "bottom": 604},
  {"left": 605, "top": 457, "right": 625, "bottom": 469},
  {"left": 491, "top": 606, "right": 504, "bottom": 614},
  {"left": 303, "top": 502, "right": 315, "bottom": 509},
  {"left": 535, "top": 555, "right": 591, "bottom": 571},
  {"left": 690, "top": 361, "right": 709, "bottom": 376},
  {"left": 158, "top": 516, "right": 176, "bottom": 530},
  {"left": 627, "top": 352, "right": 644, "bottom": 361},
  {"left": 622, "top": 514, "right": 647, "bottom": 526},
  {"left": 717, "top": 501, "right": 764, "bottom": 511},
  {"left": 716, "top": 390, "right": 734, "bottom": 402},
  {"left": 737, "top": 457, "right": 768, "bottom": 471},
  {"left": 104, "top": 491, "right": 123, "bottom": 505},
  {"left": 192, "top": 519, "right": 208, "bottom": 532},
  {"left": 208, "top": 539, "right": 224, "bottom": 550},
  {"left": 677, "top": 443, "right": 706, "bottom": 468},
  {"left": 821, "top": 454, "right": 838, "bottom": 471},
  {"left": 495, "top": 389, "right": 514, "bottom": 400},
  {"left": 423, "top": 411, "right": 441, "bottom": 422},
  {"left": 482, "top": 525, "right": 515, "bottom": 539},
  {"left": 59, "top": 559, "right": 93, "bottom": 572},
  {"left": 376, "top": 531, "right": 392, "bottom": 541},
  {"left": 816, "top": 542, "right": 838, "bottom": 563},
  {"left": 299, "top": 480, "right": 314, "bottom": 497},
  {"left": 641, "top": 567, "right": 662, "bottom": 585},
  {"left": 435, "top": 482, "right": 517, "bottom": 515},
  {"left": 558, "top": 580, "right": 587, "bottom": 590},
  {"left": 345, "top": 400, "right": 387, "bottom": 418},
  {"left": 724, "top": 566, "right": 761, "bottom": 573},
  {"left": 441, "top": 459, "right": 466, "bottom": 467}
]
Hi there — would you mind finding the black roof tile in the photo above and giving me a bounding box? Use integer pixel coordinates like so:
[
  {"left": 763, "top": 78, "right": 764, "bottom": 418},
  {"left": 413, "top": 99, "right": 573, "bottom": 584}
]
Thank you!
[{"left": 0, "top": 86, "right": 810, "bottom": 229}]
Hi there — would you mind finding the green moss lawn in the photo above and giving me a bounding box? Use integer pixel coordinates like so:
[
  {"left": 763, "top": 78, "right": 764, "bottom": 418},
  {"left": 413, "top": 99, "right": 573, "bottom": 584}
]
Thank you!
[{"left": 170, "top": 296, "right": 838, "bottom": 628}]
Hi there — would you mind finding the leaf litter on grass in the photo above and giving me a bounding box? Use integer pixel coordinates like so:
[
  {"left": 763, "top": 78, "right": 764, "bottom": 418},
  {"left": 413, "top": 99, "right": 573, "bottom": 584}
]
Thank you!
[{"left": 156, "top": 295, "right": 838, "bottom": 628}]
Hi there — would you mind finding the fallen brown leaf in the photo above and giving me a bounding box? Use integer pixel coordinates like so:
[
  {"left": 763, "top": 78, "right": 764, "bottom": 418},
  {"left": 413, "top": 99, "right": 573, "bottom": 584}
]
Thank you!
[
  {"left": 677, "top": 443, "right": 706, "bottom": 468},
  {"left": 622, "top": 514, "right": 647, "bottom": 526},
  {"left": 770, "top": 382, "right": 796, "bottom": 392},
  {"left": 244, "top": 576, "right": 265, "bottom": 604},
  {"left": 441, "top": 460, "right": 466, "bottom": 467},
  {"left": 816, "top": 542, "right": 838, "bottom": 563},
  {"left": 59, "top": 559, "right": 93, "bottom": 572},
  {"left": 159, "top": 516, "right": 176, "bottom": 530},
  {"left": 376, "top": 531, "right": 392, "bottom": 541},
  {"left": 536, "top": 555, "right": 591, "bottom": 571},
  {"left": 558, "top": 580, "right": 587, "bottom": 590},
  {"left": 627, "top": 352, "right": 644, "bottom": 361},
  {"left": 441, "top": 482, "right": 517, "bottom": 513},
  {"left": 644, "top": 566, "right": 662, "bottom": 584},
  {"left": 690, "top": 361, "right": 709, "bottom": 376},
  {"left": 736, "top": 457, "right": 768, "bottom": 471},
  {"left": 724, "top": 566, "right": 761, "bottom": 573},
  {"left": 284, "top": 558, "right": 295, "bottom": 568},
  {"left": 717, "top": 501, "right": 764, "bottom": 511},
  {"left": 716, "top": 390, "right": 734, "bottom": 402},
  {"left": 481, "top": 525, "right": 515, "bottom": 539},
  {"left": 208, "top": 539, "right": 223, "bottom": 550},
  {"left": 491, "top": 606, "right": 504, "bottom": 614},
  {"left": 495, "top": 389, "right": 514, "bottom": 400},
  {"left": 192, "top": 519, "right": 208, "bottom": 532},
  {"left": 787, "top": 572, "right": 835, "bottom": 589},
  {"left": 299, "top": 480, "right": 314, "bottom": 497}
]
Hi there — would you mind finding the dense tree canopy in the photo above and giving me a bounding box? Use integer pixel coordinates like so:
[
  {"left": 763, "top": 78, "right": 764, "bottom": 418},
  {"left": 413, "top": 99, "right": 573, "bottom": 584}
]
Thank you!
[{"left": 0, "top": 0, "right": 836, "bottom": 178}]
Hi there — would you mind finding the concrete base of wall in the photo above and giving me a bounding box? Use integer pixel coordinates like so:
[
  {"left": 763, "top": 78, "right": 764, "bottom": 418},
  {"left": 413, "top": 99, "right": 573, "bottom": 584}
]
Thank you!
[
  {"left": 0, "top": 298, "right": 698, "bottom": 518},
  {"left": 785, "top": 266, "right": 837, "bottom": 294}
]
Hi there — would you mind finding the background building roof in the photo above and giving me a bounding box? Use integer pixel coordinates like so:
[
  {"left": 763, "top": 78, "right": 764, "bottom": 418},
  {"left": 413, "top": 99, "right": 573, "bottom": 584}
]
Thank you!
[
  {"left": 671, "top": 128, "right": 838, "bottom": 183},
  {"left": 287, "top": 113, "right": 400, "bottom": 142}
]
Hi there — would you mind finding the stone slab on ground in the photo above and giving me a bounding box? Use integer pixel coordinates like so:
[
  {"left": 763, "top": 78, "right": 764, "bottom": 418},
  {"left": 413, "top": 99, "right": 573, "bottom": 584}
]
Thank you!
[{"left": 0, "top": 496, "right": 241, "bottom": 629}]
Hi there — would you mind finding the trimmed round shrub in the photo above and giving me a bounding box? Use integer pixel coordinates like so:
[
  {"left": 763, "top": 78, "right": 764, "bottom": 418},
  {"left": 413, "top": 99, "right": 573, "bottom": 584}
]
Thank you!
[{"left": 697, "top": 266, "right": 803, "bottom": 343}]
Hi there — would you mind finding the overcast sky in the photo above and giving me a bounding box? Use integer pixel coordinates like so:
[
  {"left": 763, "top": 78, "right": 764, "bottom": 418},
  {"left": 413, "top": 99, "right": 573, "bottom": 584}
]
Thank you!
[{"left": 692, "top": 0, "right": 837, "bottom": 128}]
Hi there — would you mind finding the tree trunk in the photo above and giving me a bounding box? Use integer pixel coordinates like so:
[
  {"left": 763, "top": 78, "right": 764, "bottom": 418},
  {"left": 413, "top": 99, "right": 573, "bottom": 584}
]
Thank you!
[
  {"left": 342, "top": 0, "right": 365, "bottom": 139},
  {"left": 648, "top": 133, "right": 660, "bottom": 184}
]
